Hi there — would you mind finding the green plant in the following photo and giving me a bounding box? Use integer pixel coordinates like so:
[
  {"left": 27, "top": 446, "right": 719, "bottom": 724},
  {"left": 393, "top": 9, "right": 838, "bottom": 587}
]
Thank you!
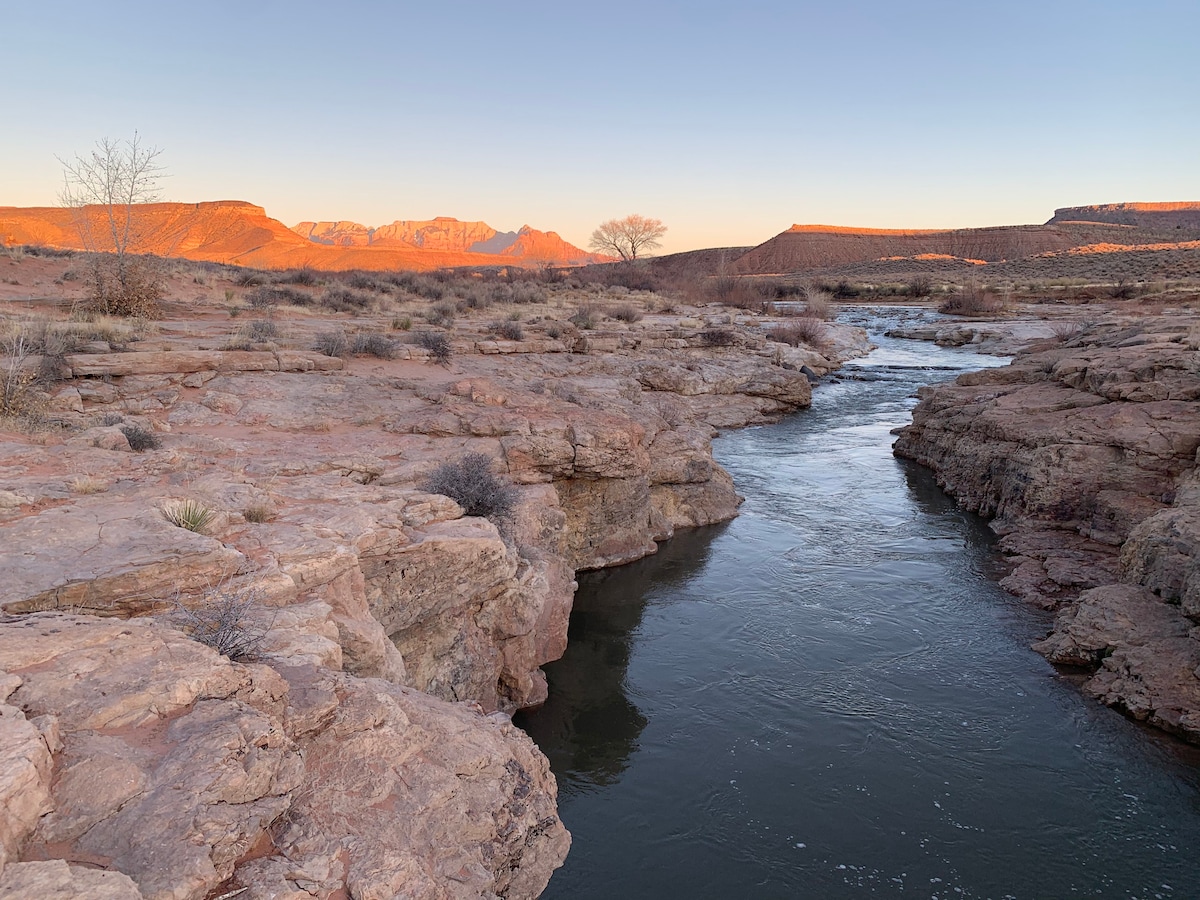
[
  {"left": 120, "top": 423, "right": 161, "bottom": 451},
  {"left": 171, "top": 583, "right": 270, "bottom": 661},
  {"left": 161, "top": 498, "right": 217, "bottom": 533},
  {"left": 424, "top": 452, "right": 517, "bottom": 522}
]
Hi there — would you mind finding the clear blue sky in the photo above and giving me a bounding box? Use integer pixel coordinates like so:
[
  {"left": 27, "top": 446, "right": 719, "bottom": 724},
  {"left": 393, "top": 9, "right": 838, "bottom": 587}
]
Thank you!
[{"left": 3, "top": 0, "right": 1197, "bottom": 254}]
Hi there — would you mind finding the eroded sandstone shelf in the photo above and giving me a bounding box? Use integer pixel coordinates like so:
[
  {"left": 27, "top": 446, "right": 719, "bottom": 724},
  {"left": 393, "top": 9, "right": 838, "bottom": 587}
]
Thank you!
[{"left": 0, "top": 277, "right": 869, "bottom": 898}]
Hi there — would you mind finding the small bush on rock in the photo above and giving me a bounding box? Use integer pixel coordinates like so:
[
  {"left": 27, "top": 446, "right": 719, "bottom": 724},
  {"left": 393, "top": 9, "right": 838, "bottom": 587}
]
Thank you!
[
  {"left": 424, "top": 452, "right": 517, "bottom": 522},
  {"left": 172, "top": 583, "right": 270, "bottom": 661},
  {"left": 351, "top": 331, "right": 396, "bottom": 359},
  {"left": 416, "top": 331, "right": 452, "bottom": 365},
  {"left": 313, "top": 330, "right": 349, "bottom": 358},
  {"left": 120, "top": 423, "right": 160, "bottom": 451}
]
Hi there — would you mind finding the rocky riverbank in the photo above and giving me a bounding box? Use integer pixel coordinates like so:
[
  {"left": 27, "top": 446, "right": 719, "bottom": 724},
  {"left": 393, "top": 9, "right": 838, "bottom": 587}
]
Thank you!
[
  {"left": 894, "top": 312, "right": 1200, "bottom": 741},
  {"left": 0, "top": 271, "right": 869, "bottom": 898}
]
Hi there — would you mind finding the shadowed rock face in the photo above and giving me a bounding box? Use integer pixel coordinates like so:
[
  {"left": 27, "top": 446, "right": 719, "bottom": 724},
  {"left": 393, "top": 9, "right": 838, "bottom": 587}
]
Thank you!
[{"left": 894, "top": 314, "right": 1200, "bottom": 742}]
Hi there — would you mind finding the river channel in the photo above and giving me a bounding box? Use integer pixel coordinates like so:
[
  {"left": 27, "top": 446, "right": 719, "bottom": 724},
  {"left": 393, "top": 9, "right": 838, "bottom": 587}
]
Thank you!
[{"left": 516, "top": 308, "right": 1200, "bottom": 899}]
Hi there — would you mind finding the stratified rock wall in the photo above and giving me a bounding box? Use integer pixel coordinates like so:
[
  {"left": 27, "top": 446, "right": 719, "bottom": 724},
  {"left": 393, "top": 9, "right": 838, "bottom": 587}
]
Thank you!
[{"left": 894, "top": 315, "right": 1200, "bottom": 741}]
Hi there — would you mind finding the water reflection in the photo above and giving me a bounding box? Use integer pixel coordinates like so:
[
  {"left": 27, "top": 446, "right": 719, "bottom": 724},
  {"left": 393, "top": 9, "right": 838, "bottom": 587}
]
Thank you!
[{"left": 517, "top": 524, "right": 728, "bottom": 790}]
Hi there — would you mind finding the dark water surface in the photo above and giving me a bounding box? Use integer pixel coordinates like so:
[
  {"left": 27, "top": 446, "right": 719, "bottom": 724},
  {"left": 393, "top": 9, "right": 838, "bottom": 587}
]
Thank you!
[{"left": 517, "top": 309, "right": 1200, "bottom": 899}]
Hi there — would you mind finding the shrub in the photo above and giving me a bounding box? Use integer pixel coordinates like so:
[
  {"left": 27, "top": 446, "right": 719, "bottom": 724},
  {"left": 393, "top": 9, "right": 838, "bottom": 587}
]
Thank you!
[
  {"left": 351, "top": 331, "right": 396, "bottom": 359},
  {"left": 0, "top": 335, "right": 42, "bottom": 421},
  {"left": 569, "top": 303, "right": 600, "bottom": 330},
  {"left": 711, "top": 276, "right": 769, "bottom": 310},
  {"left": 908, "top": 274, "right": 934, "bottom": 298},
  {"left": 415, "top": 331, "right": 452, "bottom": 365},
  {"left": 171, "top": 583, "right": 270, "bottom": 661},
  {"left": 86, "top": 257, "right": 162, "bottom": 318},
  {"left": 320, "top": 286, "right": 373, "bottom": 312},
  {"left": 391, "top": 316, "right": 412, "bottom": 331},
  {"left": 769, "top": 319, "right": 826, "bottom": 347},
  {"left": 249, "top": 319, "right": 278, "bottom": 341},
  {"left": 120, "top": 423, "right": 161, "bottom": 451},
  {"left": 939, "top": 281, "right": 1004, "bottom": 316},
  {"left": 492, "top": 320, "right": 524, "bottom": 341},
  {"left": 799, "top": 288, "right": 834, "bottom": 320},
  {"left": 424, "top": 452, "right": 517, "bottom": 522},
  {"left": 1050, "top": 320, "right": 1084, "bottom": 341},
  {"left": 313, "top": 330, "right": 349, "bottom": 358},
  {"left": 608, "top": 303, "right": 643, "bottom": 323},
  {"left": 698, "top": 328, "right": 736, "bottom": 347},
  {"left": 161, "top": 498, "right": 217, "bottom": 533},
  {"left": 233, "top": 270, "right": 266, "bottom": 287},
  {"left": 275, "top": 268, "right": 319, "bottom": 286},
  {"left": 247, "top": 286, "right": 312, "bottom": 309},
  {"left": 427, "top": 301, "right": 456, "bottom": 327},
  {"left": 347, "top": 272, "right": 390, "bottom": 293}
]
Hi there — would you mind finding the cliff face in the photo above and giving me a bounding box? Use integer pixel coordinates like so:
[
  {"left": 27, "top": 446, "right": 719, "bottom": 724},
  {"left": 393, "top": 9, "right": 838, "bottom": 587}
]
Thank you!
[
  {"left": 1048, "top": 201, "right": 1200, "bottom": 229},
  {"left": 0, "top": 203, "right": 603, "bottom": 270},
  {"left": 291, "top": 217, "right": 601, "bottom": 263},
  {"left": 894, "top": 315, "right": 1200, "bottom": 741}
]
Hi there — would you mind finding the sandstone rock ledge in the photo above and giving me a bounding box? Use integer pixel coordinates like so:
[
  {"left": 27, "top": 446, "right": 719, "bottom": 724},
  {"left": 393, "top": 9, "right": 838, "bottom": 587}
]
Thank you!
[
  {"left": 0, "top": 311, "right": 871, "bottom": 897},
  {"left": 894, "top": 314, "right": 1200, "bottom": 741}
]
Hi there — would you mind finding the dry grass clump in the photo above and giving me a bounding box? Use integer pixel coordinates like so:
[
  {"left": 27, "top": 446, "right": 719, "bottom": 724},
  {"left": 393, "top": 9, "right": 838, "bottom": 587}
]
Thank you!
[
  {"left": 313, "top": 330, "right": 349, "bottom": 358},
  {"left": 247, "top": 286, "right": 312, "bottom": 309},
  {"left": 607, "top": 303, "right": 643, "bottom": 323},
  {"left": 275, "top": 268, "right": 320, "bottom": 286},
  {"left": 491, "top": 320, "right": 525, "bottom": 341},
  {"left": 769, "top": 319, "right": 827, "bottom": 348},
  {"left": 798, "top": 286, "right": 835, "bottom": 320},
  {"left": 569, "top": 302, "right": 601, "bottom": 330},
  {"left": 161, "top": 498, "right": 217, "bottom": 533},
  {"left": 939, "top": 281, "right": 1005, "bottom": 316},
  {"left": 320, "top": 286, "right": 373, "bottom": 312},
  {"left": 242, "top": 502, "right": 274, "bottom": 523},
  {"left": 710, "top": 276, "right": 770, "bottom": 311},
  {"left": 120, "top": 423, "right": 160, "bottom": 452},
  {"left": 69, "top": 474, "right": 109, "bottom": 494},
  {"left": 351, "top": 331, "right": 397, "bottom": 359},
  {"left": 1050, "top": 320, "right": 1085, "bottom": 341}
]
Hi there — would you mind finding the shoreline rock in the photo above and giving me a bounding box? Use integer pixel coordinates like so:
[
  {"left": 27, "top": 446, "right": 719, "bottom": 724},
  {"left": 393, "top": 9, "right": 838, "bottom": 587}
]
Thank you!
[{"left": 894, "top": 313, "right": 1200, "bottom": 742}]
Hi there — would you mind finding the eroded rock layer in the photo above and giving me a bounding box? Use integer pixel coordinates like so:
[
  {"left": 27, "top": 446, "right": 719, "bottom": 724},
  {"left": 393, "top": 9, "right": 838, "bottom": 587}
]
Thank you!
[
  {"left": 894, "top": 315, "right": 1200, "bottom": 741},
  {"left": 0, "top": 300, "right": 871, "bottom": 895}
]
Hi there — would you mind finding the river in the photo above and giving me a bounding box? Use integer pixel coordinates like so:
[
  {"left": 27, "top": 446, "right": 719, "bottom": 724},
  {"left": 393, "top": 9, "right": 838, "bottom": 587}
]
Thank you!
[{"left": 516, "top": 308, "right": 1200, "bottom": 899}]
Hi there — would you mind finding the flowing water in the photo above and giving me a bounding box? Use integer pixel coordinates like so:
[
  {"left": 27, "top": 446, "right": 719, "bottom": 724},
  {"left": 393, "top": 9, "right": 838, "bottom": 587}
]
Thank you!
[{"left": 517, "top": 308, "right": 1200, "bottom": 899}]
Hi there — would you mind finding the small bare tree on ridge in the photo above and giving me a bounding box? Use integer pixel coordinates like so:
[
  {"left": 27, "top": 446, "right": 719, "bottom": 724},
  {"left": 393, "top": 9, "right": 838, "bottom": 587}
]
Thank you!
[
  {"left": 58, "top": 132, "right": 167, "bottom": 316},
  {"left": 588, "top": 214, "right": 667, "bottom": 261}
]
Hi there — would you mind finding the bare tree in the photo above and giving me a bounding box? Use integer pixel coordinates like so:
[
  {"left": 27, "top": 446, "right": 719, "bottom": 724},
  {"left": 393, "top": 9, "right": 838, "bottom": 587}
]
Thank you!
[
  {"left": 588, "top": 214, "right": 667, "bottom": 261},
  {"left": 58, "top": 133, "right": 167, "bottom": 316}
]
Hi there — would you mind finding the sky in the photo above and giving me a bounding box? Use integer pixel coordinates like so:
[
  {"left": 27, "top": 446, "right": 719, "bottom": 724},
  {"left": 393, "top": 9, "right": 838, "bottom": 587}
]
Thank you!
[{"left": 3, "top": 0, "right": 1198, "bottom": 255}]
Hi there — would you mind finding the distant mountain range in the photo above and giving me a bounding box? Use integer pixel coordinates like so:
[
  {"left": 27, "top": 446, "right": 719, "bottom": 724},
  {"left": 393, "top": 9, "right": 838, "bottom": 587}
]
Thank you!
[{"left": 0, "top": 201, "right": 607, "bottom": 270}]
